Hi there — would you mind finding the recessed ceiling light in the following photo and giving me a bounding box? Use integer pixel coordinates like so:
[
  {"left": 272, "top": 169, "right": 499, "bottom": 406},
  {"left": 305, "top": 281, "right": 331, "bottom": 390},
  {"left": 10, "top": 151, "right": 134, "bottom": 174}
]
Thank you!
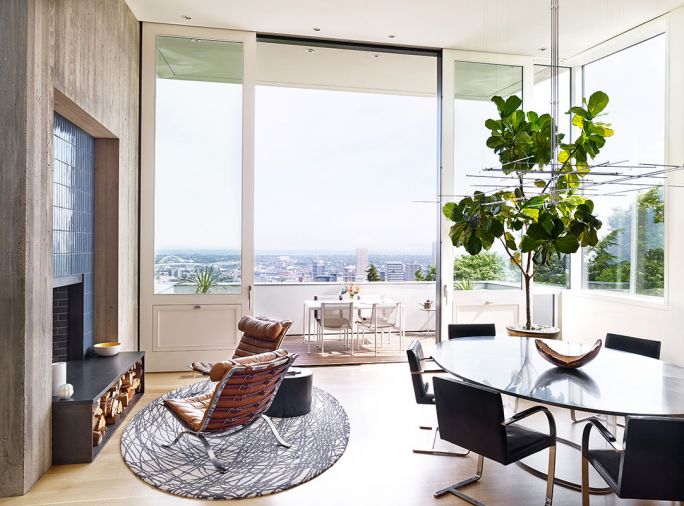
[
  {"left": 374, "top": 54, "right": 381, "bottom": 58},
  {"left": 180, "top": 14, "right": 192, "bottom": 20},
  {"left": 388, "top": 34, "right": 396, "bottom": 39},
  {"left": 191, "top": 38, "right": 200, "bottom": 43},
  {"left": 538, "top": 47, "right": 547, "bottom": 52},
  {"left": 306, "top": 48, "right": 315, "bottom": 53},
  {"left": 313, "top": 27, "right": 321, "bottom": 32}
]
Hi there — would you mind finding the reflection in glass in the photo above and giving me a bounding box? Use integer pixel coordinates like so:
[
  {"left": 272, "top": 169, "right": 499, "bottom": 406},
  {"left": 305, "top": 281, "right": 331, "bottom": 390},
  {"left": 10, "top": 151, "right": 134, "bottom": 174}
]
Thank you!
[
  {"left": 154, "top": 36, "right": 243, "bottom": 294},
  {"left": 453, "top": 61, "right": 523, "bottom": 290}
]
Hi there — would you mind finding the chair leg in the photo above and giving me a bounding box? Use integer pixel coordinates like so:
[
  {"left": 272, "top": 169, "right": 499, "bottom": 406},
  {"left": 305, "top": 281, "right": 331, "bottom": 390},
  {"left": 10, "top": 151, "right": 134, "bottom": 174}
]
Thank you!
[
  {"left": 261, "top": 414, "right": 292, "bottom": 448},
  {"left": 581, "top": 455, "right": 590, "bottom": 506},
  {"left": 162, "top": 430, "right": 191, "bottom": 449},
  {"left": 413, "top": 426, "right": 469, "bottom": 457},
  {"left": 434, "top": 454, "right": 485, "bottom": 506},
  {"left": 545, "top": 444, "right": 556, "bottom": 506},
  {"left": 195, "top": 433, "right": 228, "bottom": 473}
]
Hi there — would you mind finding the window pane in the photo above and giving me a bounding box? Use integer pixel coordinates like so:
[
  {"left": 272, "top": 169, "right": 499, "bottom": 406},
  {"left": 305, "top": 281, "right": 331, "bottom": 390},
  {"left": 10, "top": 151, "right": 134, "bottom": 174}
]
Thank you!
[
  {"left": 153, "top": 36, "right": 243, "bottom": 294},
  {"left": 532, "top": 65, "right": 572, "bottom": 288},
  {"left": 254, "top": 43, "right": 437, "bottom": 285},
  {"left": 453, "top": 61, "right": 523, "bottom": 290},
  {"left": 582, "top": 35, "right": 665, "bottom": 296}
]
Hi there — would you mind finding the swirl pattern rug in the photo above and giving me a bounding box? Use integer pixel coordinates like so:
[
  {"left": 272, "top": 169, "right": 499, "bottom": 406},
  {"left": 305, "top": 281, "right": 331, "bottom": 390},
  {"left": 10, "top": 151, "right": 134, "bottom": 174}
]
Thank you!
[{"left": 121, "top": 381, "right": 349, "bottom": 499}]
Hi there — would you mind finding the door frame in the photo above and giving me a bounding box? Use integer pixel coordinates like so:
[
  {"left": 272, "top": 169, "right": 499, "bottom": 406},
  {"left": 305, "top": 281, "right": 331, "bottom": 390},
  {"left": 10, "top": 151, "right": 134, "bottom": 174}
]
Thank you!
[
  {"left": 139, "top": 23, "right": 256, "bottom": 371},
  {"left": 439, "top": 50, "right": 534, "bottom": 340}
]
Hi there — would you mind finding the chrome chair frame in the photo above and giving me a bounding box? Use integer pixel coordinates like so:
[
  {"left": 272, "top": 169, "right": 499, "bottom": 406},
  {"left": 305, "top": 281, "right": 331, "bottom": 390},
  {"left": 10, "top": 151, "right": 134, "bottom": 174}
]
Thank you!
[
  {"left": 162, "top": 355, "right": 296, "bottom": 473},
  {"left": 433, "top": 381, "right": 557, "bottom": 506},
  {"left": 407, "top": 339, "right": 468, "bottom": 457}
]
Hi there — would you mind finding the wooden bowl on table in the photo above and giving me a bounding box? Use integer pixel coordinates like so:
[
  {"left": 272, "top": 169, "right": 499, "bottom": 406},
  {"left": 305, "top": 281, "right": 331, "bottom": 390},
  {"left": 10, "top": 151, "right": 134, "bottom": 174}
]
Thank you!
[{"left": 534, "top": 338, "right": 602, "bottom": 369}]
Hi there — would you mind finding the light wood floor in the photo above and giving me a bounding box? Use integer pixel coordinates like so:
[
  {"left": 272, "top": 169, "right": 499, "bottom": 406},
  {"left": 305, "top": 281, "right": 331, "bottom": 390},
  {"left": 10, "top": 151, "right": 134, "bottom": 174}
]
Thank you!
[{"left": 0, "top": 363, "right": 675, "bottom": 506}]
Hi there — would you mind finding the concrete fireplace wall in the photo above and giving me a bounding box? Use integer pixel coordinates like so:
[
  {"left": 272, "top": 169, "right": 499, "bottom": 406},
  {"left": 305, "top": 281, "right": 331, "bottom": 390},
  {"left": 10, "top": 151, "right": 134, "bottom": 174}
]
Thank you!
[{"left": 0, "top": 0, "right": 139, "bottom": 496}]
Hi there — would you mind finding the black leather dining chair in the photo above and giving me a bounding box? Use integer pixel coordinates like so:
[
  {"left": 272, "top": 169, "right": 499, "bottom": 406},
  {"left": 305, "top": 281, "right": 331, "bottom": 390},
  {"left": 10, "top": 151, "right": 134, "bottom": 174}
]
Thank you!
[
  {"left": 406, "top": 339, "right": 467, "bottom": 457},
  {"left": 572, "top": 333, "right": 661, "bottom": 423},
  {"left": 581, "top": 416, "right": 684, "bottom": 505},
  {"left": 448, "top": 323, "right": 496, "bottom": 339},
  {"left": 433, "top": 376, "right": 557, "bottom": 505},
  {"left": 605, "top": 333, "right": 661, "bottom": 359}
]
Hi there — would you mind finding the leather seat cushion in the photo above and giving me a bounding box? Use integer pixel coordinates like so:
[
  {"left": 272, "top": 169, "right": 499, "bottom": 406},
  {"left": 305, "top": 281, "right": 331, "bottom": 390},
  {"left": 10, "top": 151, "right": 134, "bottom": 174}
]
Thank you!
[
  {"left": 238, "top": 315, "right": 283, "bottom": 340},
  {"left": 505, "top": 424, "right": 554, "bottom": 464},
  {"left": 209, "top": 350, "right": 289, "bottom": 382},
  {"left": 587, "top": 449, "right": 621, "bottom": 490},
  {"left": 164, "top": 392, "right": 213, "bottom": 431}
]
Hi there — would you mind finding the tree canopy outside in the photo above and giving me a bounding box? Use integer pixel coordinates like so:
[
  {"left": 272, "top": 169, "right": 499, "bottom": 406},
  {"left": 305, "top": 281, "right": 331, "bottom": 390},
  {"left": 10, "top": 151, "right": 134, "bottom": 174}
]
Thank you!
[
  {"left": 366, "top": 263, "right": 381, "bottom": 282},
  {"left": 453, "top": 252, "right": 505, "bottom": 281}
]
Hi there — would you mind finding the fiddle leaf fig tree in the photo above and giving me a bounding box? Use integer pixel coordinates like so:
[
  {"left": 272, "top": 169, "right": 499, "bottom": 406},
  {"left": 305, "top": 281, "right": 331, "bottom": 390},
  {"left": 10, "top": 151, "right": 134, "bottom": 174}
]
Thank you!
[{"left": 443, "top": 91, "right": 613, "bottom": 330}]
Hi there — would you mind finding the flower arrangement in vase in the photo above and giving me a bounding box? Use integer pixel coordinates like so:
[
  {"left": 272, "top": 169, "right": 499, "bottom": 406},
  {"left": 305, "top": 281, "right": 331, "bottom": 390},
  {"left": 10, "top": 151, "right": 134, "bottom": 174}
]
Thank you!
[{"left": 344, "top": 283, "right": 360, "bottom": 300}]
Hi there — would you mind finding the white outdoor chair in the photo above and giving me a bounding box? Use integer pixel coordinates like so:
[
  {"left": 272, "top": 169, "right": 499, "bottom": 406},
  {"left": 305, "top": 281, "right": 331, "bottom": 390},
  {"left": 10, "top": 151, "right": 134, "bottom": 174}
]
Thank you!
[
  {"left": 318, "top": 302, "right": 355, "bottom": 355},
  {"left": 312, "top": 294, "right": 343, "bottom": 337},
  {"left": 357, "top": 302, "right": 403, "bottom": 355},
  {"left": 355, "top": 294, "right": 383, "bottom": 323}
]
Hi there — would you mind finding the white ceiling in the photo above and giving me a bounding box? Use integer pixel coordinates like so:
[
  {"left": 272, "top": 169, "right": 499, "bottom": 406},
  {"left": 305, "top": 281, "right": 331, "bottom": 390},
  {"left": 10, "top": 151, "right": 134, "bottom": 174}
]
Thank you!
[{"left": 125, "top": 0, "right": 684, "bottom": 58}]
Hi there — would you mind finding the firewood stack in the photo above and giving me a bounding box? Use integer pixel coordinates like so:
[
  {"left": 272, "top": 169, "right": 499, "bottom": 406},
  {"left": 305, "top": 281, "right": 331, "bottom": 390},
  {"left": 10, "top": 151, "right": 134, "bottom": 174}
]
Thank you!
[{"left": 92, "top": 360, "right": 143, "bottom": 446}]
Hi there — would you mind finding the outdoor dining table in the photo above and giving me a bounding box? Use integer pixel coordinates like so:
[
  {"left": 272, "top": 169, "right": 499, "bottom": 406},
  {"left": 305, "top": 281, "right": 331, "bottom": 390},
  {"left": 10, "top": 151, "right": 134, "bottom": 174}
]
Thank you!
[
  {"left": 302, "top": 299, "right": 405, "bottom": 354},
  {"left": 433, "top": 335, "right": 684, "bottom": 494}
]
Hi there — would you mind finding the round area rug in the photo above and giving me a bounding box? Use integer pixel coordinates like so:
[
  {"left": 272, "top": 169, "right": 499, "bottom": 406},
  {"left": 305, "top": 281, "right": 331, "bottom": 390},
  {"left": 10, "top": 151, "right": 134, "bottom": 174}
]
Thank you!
[{"left": 121, "top": 381, "right": 349, "bottom": 499}]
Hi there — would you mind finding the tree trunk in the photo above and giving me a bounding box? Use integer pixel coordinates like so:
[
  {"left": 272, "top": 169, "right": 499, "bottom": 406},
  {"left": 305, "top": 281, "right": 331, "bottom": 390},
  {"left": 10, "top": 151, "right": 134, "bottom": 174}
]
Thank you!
[{"left": 524, "top": 275, "right": 533, "bottom": 330}]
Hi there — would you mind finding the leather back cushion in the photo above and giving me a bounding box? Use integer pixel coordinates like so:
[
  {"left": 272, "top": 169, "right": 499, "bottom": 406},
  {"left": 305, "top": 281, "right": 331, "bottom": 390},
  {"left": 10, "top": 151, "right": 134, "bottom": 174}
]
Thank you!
[
  {"left": 233, "top": 316, "right": 292, "bottom": 359},
  {"left": 204, "top": 350, "right": 295, "bottom": 431},
  {"left": 238, "top": 315, "right": 283, "bottom": 340}
]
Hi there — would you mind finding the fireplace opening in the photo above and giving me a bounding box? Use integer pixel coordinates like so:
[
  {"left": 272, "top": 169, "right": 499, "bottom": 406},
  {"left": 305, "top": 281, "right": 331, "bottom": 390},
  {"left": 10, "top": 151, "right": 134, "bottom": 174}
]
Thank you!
[{"left": 53, "top": 276, "right": 85, "bottom": 361}]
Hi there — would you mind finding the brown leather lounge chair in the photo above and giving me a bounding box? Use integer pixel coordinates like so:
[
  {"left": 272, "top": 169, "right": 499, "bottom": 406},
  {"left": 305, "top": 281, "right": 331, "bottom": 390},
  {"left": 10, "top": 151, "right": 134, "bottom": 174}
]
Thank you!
[
  {"left": 164, "top": 350, "right": 298, "bottom": 472},
  {"left": 191, "top": 315, "right": 293, "bottom": 376}
]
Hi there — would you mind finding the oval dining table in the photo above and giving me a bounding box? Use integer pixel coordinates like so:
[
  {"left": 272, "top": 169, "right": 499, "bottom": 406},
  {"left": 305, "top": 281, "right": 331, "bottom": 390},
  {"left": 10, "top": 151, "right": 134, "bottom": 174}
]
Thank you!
[{"left": 433, "top": 336, "right": 684, "bottom": 494}]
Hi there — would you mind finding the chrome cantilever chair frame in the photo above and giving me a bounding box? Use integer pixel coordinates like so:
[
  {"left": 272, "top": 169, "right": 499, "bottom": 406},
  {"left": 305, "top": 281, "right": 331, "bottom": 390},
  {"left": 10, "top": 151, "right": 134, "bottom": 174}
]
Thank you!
[
  {"left": 163, "top": 355, "right": 295, "bottom": 473},
  {"left": 407, "top": 339, "right": 468, "bottom": 457},
  {"left": 435, "top": 406, "right": 557, "bottom": 506},
  {"left": 580, "top": 418, "right": 623, "bottom": 506},
  {"left": 433, "top": 377, "right": 557, "bottom": 506}
]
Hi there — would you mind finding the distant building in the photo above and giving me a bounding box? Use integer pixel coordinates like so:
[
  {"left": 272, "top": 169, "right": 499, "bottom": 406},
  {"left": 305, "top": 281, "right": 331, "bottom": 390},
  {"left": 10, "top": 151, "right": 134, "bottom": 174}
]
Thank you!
[
  {"left": 405, "top": 263, "right": 422, "bottom": 281},
  {"left": 355, "top": 248, "right": 368, "bottom": 281},
  {"left": 314, "top": 273, "right": 341, "bottom": 283},
  {"left": 385, "top": 262, "right": 405, "bottom": 282},
  {"left": 311, "top": 260, "right": 326, "bottom": 277},
  {"left": 343, "top": 266, "right": 356, "bottom": 282}
]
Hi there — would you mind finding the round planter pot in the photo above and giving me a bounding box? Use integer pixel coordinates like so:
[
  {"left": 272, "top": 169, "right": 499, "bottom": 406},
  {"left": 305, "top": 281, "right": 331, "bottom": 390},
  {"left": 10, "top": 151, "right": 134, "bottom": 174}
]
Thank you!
[{"left": 506, "top": 325, "right": 561, "bottom": 340}]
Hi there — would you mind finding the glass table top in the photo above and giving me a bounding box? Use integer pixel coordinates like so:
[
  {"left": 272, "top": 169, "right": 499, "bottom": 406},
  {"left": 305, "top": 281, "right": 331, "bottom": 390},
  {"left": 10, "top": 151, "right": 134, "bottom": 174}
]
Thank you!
[{"left": 433, "top": 336, "right": 684, "bottom": 417}]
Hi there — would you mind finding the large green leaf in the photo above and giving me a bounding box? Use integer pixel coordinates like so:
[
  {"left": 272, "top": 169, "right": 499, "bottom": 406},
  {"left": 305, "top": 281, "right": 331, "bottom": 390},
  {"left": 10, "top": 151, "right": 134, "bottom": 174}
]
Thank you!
[
  {"left": 555, "top": 235, "right": 580, "bottom": 254},
  {"left": 526, "top": 223, "right": 550, "bottom": 241},
  {"left": 587, "top": 91, "right": 609, "bottom": 117}
]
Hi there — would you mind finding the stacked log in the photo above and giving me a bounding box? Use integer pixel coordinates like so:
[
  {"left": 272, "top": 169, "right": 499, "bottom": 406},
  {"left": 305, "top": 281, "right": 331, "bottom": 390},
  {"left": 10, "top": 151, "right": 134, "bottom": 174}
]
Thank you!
[
  {"left": 92, "top": 360, "right": 143, "bottom": 446},
  {"left": 92, "top": 405, "right": 106, "bottom": 446}
]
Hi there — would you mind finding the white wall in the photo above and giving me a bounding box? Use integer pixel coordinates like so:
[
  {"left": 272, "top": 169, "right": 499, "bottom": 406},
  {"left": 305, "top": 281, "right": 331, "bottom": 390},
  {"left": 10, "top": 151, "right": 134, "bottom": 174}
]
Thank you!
[{"left": 561, "top": 6, "right": 684, "bottom": 366}]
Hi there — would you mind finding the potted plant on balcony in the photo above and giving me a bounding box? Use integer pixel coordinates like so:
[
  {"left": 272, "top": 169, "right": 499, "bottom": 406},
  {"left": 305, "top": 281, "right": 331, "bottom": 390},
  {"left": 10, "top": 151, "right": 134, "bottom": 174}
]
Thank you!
[{"left": 443, "top": 91, "right": 613, "bottom": 338}]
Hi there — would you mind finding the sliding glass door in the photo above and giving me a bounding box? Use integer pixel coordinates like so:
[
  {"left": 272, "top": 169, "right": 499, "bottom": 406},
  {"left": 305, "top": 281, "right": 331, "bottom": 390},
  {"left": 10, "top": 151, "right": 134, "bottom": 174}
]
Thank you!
[{"left": 140, "top": 24, "right": 255, "bottom": 371}]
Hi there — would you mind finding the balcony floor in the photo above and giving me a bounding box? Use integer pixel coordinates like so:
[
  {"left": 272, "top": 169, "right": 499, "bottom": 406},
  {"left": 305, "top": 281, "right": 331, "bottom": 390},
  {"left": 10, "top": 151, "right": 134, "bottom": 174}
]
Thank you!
[{"left": 283, "top": 332, "right": 435, "bottom": 366}]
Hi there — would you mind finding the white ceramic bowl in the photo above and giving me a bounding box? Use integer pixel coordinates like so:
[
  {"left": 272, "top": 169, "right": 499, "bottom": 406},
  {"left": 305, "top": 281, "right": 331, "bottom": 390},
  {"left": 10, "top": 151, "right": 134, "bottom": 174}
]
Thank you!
[{"left": 94, "top": 341, "right": 121, "bottom": 357}]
